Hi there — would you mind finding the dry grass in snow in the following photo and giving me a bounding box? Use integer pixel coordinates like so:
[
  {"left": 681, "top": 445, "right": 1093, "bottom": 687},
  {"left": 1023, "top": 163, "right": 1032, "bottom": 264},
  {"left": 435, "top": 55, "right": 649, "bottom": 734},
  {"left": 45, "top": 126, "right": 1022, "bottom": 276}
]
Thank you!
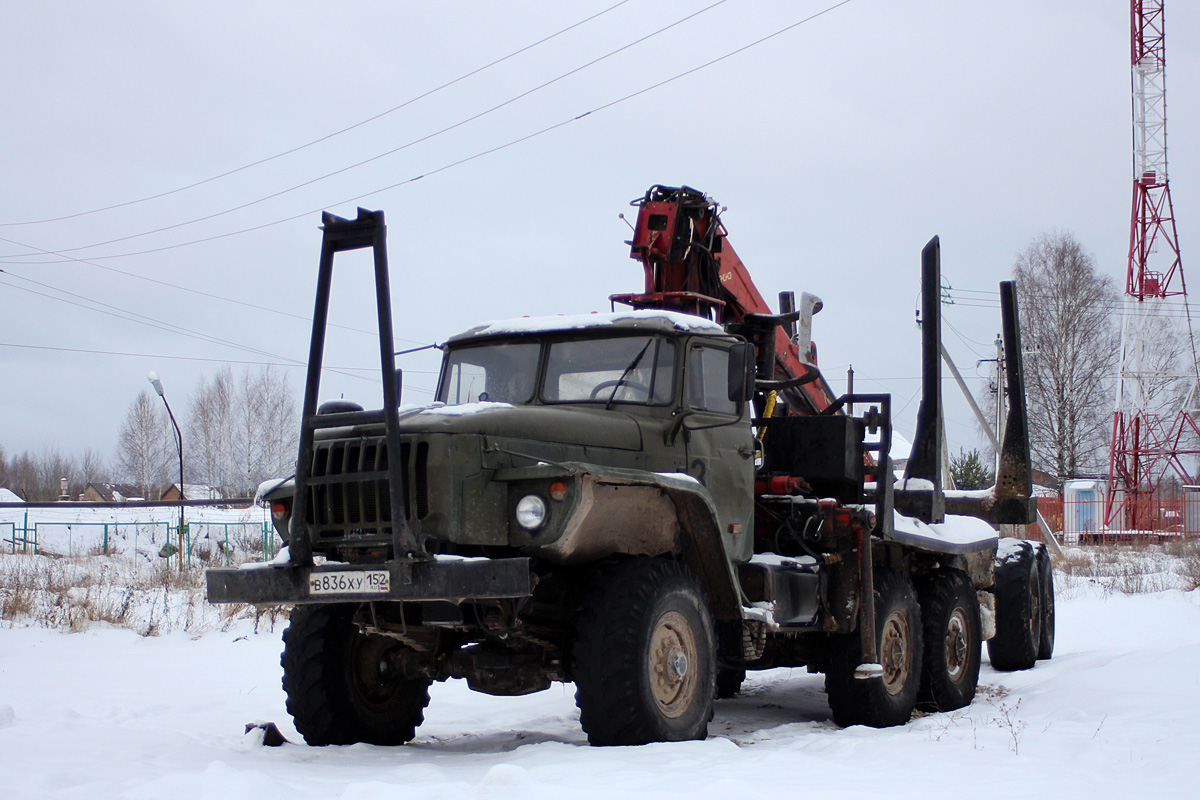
[{"left": 0, "top": 553, "right": 286, "bottom": 635}]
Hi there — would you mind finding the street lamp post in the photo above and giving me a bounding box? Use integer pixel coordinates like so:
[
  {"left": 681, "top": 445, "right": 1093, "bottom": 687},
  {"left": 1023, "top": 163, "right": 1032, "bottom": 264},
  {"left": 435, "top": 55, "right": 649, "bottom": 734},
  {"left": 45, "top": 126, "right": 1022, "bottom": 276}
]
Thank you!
[{"left": 148, "top": 371, "right": 185, "bottom": 571}]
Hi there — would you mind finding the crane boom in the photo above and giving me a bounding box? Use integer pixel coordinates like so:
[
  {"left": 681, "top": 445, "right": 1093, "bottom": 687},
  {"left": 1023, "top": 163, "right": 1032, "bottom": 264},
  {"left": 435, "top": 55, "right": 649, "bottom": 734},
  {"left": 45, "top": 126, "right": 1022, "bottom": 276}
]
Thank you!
[{"left": 610, "top": 185, "right": 837, "bottom": 415}]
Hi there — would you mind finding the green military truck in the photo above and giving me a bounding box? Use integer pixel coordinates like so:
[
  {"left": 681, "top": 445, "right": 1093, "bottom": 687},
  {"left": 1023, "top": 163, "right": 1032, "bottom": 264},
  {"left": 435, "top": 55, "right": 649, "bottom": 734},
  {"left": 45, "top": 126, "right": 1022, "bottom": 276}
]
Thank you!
[{"left": 207, "top": 189, "right": 1054, "bottom": 747}]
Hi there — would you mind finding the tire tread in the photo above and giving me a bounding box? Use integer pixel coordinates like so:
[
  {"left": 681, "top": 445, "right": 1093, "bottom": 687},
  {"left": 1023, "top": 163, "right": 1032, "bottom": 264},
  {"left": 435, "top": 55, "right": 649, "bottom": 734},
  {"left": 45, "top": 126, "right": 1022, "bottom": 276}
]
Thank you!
[
  {"left": 282, "top": 604, "right": 430, "bottom": 746},
  {"left": 572, "top": 559, "right": 715, "bottom": 746}
]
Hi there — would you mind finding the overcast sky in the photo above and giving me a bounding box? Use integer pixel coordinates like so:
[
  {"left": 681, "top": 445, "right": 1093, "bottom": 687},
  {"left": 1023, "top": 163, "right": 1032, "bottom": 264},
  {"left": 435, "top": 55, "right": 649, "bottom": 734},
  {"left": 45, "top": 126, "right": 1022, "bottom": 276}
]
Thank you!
[{"left": 2, "top": 0, "right": 1198, "bottom": 471}]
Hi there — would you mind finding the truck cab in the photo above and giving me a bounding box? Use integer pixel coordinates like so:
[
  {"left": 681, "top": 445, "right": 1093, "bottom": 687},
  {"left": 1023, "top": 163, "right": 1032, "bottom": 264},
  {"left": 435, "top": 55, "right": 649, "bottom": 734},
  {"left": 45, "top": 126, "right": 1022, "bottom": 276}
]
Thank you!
[{"left": 280, "top": 310, "right": 756, "bottom": 569}]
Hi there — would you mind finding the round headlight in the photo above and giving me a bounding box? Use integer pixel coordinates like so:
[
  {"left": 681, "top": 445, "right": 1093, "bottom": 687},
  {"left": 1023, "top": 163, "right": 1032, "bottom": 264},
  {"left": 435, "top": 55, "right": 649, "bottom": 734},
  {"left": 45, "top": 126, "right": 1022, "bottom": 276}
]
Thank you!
[{"left": 515, "top": 494, "right": 548, "bottom": 531}]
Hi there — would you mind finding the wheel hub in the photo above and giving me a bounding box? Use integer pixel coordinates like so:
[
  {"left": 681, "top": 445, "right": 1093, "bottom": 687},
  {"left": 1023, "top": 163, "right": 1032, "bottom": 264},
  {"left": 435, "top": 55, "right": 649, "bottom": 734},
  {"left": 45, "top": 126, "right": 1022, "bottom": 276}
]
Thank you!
[
  {"left": 649, "top": 610, "right": 699, "bottom": 719},
  {"left": 350, "top": 633, "right": 403, "bottom": 707},
  {"left": 944, "top": 608, "right": 969, "bottom": 682},
  {"left": 879, "top": 609, "right": 911, "bottom": 696},
  {"left": 669, "top": 649, "right": 689, "bottom": 680}
]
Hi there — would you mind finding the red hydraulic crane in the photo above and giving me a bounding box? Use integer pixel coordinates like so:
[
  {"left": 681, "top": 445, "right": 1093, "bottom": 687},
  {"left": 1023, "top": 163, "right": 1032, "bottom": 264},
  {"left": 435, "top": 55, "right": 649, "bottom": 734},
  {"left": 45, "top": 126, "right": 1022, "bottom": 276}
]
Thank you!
[{"left": 610, "top": 185, "right": 838, "bottom": 417}]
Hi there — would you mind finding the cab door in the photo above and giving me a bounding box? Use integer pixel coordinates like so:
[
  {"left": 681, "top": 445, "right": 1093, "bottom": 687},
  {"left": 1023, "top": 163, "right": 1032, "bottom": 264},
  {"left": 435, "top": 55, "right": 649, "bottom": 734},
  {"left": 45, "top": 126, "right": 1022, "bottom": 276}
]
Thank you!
[{"left": 684, "top": 342, "right": 756, "bottom": 562}]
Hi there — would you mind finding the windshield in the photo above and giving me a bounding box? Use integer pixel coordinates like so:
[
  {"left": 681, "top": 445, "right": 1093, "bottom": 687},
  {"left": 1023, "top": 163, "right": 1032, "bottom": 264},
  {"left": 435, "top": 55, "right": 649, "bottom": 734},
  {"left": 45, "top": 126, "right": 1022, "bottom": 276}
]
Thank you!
[
  {"left": 437, "top": 341, "right": 539, "bottom": 404},
  {"left": 543, "top": 336, "right": 675, "bottom": 405},
  {"left": 435, "top": 335, "right": 676, "bottom": 406}
]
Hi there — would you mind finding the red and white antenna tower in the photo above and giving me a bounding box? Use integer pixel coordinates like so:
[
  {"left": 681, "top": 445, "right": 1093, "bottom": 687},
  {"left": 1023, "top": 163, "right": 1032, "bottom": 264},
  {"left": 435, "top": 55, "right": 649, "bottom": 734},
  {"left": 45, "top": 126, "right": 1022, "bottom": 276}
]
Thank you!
[{"left": 1106, "top": 0, "right": 1200, "bottom": 529}]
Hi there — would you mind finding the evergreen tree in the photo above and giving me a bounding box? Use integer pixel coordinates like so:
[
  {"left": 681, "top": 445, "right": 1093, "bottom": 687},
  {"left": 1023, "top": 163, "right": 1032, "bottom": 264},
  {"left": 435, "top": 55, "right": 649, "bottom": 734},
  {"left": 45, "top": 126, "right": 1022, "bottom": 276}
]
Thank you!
[{"left": 950, "top": 448, "right": 995, "bottom": 490}]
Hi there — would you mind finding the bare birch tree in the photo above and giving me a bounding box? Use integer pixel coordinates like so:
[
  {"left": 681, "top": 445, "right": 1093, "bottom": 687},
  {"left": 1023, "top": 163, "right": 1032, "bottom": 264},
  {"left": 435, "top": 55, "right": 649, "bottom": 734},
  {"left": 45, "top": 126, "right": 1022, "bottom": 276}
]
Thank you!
[
  {"left": 256, "top": 365, "right": 299, "bottom": 482},
  {"left": 1014, "top": 232, "right": 1119, "bottom": 486},
  {"left": 186, "top": 367, "right": 235, "bottom": 492},
  {"left": 1116, "top": 301, "right": 1193, "bottom": 418},
  {"left": 185, "top": 365, "right": 298, "bottom": 496},
  {"left": 117, "top": 389, "right": 171, "bottom": 497},
  {"left": 233, "top": 368, "right": 266, "bottom": 495},
  {"left": 78, "top": 448, "right": 109, "bottom": 490}
]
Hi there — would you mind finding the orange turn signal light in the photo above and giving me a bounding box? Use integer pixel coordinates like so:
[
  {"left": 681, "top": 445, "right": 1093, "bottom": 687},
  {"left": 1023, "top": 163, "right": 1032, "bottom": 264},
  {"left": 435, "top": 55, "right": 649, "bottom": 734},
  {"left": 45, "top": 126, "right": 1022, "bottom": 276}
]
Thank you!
[{"left": 548, "top": 481, "right": 567, "bottom": 501}]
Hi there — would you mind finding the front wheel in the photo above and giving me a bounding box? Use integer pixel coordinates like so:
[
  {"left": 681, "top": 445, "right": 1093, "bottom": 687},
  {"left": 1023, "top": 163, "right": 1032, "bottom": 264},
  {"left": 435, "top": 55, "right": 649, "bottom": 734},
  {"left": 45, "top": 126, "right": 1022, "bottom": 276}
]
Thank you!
[
  {"left": 825, "top": 569, "right": 923, "bottom": 728},
  {"left": 282, "top": 604, "right": 432, "bottom": 746},
  {"left": 573, "top": 559, "right": 716, "bottom": 746}
]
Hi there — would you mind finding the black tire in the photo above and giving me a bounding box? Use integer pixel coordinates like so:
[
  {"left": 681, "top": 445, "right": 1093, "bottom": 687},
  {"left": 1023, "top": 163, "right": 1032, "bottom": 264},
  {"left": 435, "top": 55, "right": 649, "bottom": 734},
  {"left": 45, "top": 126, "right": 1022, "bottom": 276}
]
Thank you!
[
  {"left": 825, "top": 569, "right": 923, "bottom": 728},
  {"left": 282, "top": 604, "right": 432, "bottom": 746},
  {"left": 572, "top": 559, "right": 716, "bottom": 746},
  {"left": 916, "top": 570, "right": 981, "bottom": 712},
  {"left": 1035, "top": 544, "right": 1055, "bottom": 660},
  {"left": 987, "top": 541, "right": 1042, "bottom": 671},
  {"left": 716, "top": 667, "right": 746, "bottom": 699}
]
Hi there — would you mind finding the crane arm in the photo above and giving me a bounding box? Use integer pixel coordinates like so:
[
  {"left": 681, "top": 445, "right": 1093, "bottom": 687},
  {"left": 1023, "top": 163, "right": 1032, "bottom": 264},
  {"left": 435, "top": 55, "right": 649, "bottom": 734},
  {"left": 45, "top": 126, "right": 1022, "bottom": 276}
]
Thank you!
[{"left": 610, "top": 185, "right": 836, "bottom": 414}]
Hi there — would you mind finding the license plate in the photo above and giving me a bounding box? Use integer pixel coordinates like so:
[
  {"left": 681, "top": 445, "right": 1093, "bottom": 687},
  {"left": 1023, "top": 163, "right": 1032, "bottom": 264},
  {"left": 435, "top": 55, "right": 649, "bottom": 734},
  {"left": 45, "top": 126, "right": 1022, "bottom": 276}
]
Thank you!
[{"left": 308, "top": 570, "right": 390, "bottom": 596}]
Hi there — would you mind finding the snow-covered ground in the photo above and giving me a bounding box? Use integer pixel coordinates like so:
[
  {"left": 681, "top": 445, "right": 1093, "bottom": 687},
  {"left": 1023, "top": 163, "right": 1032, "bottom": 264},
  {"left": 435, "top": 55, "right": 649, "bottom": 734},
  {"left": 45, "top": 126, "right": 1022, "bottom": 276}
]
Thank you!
[{"left": 1, "top": 549, "right": 1198, "bottom": 799}]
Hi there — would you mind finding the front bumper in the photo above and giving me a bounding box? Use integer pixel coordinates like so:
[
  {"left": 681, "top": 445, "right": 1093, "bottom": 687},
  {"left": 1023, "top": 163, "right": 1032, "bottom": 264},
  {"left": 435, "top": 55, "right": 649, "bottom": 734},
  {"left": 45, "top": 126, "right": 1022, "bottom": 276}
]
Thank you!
[{"left": 206, "top": 557, "right": 533, "bottom": 605}]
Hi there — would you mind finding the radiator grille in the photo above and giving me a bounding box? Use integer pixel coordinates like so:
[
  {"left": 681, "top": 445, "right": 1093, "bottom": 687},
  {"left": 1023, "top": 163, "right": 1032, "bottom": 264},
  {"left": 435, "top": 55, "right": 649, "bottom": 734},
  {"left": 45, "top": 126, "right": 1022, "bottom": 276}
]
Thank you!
[{"left": 305, "top": 436, "right": 428, "bottom": 540}]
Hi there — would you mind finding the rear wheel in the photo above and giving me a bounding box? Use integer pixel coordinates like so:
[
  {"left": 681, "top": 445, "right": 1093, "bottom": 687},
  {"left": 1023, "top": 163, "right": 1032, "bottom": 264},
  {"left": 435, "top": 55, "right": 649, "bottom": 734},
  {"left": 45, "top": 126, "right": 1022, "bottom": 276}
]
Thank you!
[
  {"left": 825, "top": 569, "right": 923, "bottom": 728},
  {"left": 917, "top": 570, "right": 981, "bottom": 712},
  {"left": 1035, "top": 544, "right": 1055, "bottom": 660},
  {"left": 282, "top": 604, "right": 431, "bottom": 745},
  {"left": 987, "top": 541, "right": 1041, "bottom": 671},
  {"left": 573, "top": 559, "right": 716, "bottom": 746}
]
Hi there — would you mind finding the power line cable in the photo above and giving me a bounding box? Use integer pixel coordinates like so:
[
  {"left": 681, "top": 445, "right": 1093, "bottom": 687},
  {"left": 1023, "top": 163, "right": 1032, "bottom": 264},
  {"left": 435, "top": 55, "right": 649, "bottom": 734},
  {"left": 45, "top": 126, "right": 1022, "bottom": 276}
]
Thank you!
[
  {"left": 0, "top": 341, "right": 438, "bottom": 376},
  {"left": 951, "top": 296, "right": 1200, "bottom": 322},
  {"left": 1, "top": 0, "right": 854, "bottom": 266},
  {"left": 2, "top": 0, "right": 731, "bottom": 259},
  {"left": 0, "top": 0, "right": 636, "bottom": 229},
  {"left": 0, "top": 273, "right": 372, "bottom": 384},
  {"left": 0, "top": 276, "right": 227, "bottom": 348},
  {"left": 0, "top": 236, "right": 428, "bottom": 346},
  {"left": 943, "top": 317, "right": 990, "bottom": 355}
]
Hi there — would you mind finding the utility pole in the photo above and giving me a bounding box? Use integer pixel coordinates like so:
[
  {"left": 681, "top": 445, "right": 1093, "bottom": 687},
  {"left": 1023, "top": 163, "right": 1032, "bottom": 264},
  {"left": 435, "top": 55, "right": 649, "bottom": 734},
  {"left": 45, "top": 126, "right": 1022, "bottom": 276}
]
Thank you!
[{"left": 995, "top": 333, "right": 1006, "bottom": 471}]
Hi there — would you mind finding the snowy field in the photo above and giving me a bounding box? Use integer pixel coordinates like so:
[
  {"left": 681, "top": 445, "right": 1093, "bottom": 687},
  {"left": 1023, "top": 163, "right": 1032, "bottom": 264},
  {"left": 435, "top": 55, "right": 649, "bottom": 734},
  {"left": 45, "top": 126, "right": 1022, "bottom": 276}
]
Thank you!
[{"left": 1, "top": 545, "right": 1199, "bottom": 800}]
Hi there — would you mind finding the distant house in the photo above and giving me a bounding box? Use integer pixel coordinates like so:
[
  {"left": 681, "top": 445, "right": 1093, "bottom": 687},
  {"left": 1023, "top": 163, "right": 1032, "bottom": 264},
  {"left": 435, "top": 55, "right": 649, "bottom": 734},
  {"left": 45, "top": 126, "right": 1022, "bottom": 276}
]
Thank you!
[
  {"left": 82, "top": 483, "right": 146, "bottom": 502},
  {"left": 159, "top": 483, "right": 223, "bottom": 502},
  {"left": 0, "top": 487, "right": 23, "bottom": 503}
]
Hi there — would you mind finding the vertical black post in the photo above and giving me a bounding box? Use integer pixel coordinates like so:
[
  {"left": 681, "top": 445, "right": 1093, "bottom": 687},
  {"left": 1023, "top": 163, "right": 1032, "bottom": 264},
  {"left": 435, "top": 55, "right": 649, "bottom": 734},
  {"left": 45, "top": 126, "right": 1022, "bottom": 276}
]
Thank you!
[
  {"left": 778, "top": 291, "right": 796, "bottom": 339},
  {"left": 288, "top": 217, "right": 336, "bottom": 568},
  {"left": 877, "top": 394, "right": 894, "bottom": 538},
  {"left": 288, "top": 215, "right": 339, "bottom": 568},
  {"left": 904, "top": 236, "right": 945, "bottom": 523},
  {"left": 371, "top": 220, "right": 418, "bottom": 558},
  {"left": 846, "top": 365, "right": 854, "bottom": 416},
  {"left": 992, "top": 281, "right": 1036, "bottom": 524}
]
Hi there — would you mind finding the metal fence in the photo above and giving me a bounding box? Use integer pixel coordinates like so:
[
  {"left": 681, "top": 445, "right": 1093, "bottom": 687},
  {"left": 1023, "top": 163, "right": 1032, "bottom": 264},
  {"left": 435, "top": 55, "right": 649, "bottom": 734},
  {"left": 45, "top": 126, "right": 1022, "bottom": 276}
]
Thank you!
[
  {"left": 1023, "top": 486, "right": 1200, "bottom": 544},
  {"left": 3, "top": 518, "right": 277, "bottom": 568}
]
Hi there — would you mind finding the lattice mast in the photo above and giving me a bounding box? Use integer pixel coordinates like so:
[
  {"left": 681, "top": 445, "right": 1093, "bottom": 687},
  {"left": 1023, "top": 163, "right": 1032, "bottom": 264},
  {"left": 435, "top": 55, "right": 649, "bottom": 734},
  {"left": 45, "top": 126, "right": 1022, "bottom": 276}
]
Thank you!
[{"left": 1106, "top": 0, "right": 1200, "bottom": 529}]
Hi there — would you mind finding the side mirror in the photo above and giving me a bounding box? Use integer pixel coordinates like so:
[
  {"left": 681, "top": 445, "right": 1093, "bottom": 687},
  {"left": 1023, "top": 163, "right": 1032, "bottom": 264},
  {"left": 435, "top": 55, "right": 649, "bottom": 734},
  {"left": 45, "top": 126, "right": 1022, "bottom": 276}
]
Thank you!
[{"left": 727, "top": 342, "right": 756, "bottom": 403}]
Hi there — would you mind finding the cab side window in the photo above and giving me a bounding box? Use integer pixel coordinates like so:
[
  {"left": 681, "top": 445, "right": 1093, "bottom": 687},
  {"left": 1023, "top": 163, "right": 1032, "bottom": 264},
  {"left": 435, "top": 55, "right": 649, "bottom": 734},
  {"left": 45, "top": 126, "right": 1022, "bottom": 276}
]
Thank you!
[{"left": 688, "top": 345, "right": 737, "bottom": 415}]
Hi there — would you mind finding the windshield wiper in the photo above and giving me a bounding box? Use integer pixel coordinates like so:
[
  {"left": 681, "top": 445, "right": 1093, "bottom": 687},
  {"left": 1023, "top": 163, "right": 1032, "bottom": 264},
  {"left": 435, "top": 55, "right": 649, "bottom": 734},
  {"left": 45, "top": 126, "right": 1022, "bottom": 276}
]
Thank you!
[{"left": 606, "top": 340, "right": 653, "bottom": 410}]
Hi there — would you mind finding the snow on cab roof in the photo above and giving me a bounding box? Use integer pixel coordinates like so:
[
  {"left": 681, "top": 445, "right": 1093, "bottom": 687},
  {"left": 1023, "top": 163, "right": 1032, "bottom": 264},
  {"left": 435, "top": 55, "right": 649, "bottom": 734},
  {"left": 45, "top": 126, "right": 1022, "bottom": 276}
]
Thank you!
[{"left": 448, "top": 310, "right": 726, "bottom": 342}]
